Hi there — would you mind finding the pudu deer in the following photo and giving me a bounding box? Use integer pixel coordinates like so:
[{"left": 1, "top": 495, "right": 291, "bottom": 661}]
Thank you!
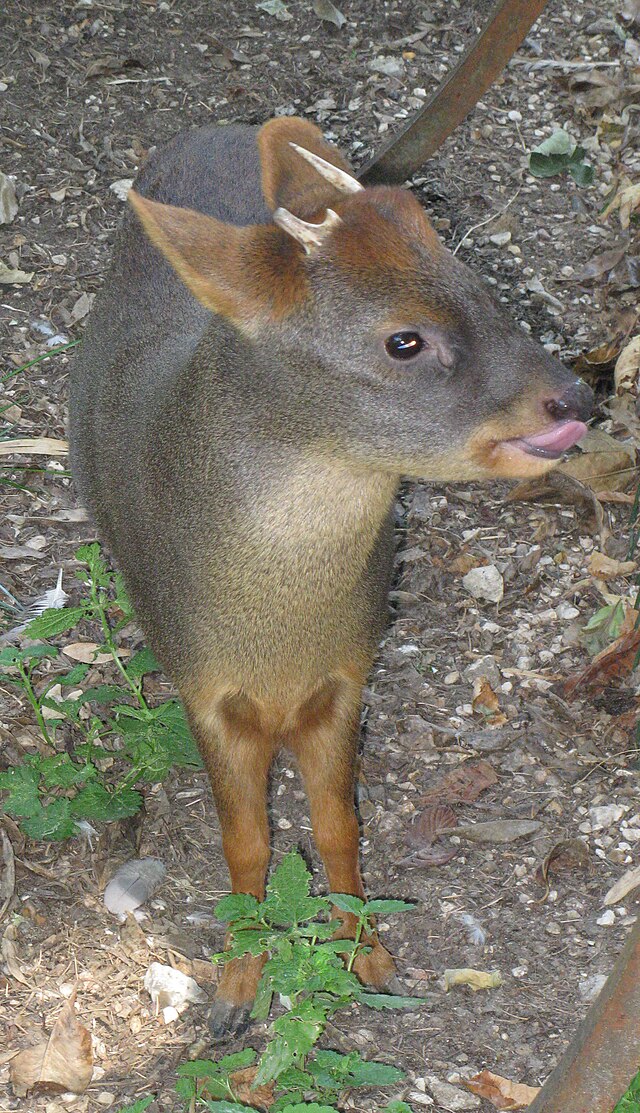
[{"left": 70, "top": 117, "right": 592, "bottom": 1035}]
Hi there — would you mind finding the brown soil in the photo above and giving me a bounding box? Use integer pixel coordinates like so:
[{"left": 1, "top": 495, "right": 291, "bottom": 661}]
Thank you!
[{"left": 1, "top": 1, "right": 639, "bottom": 1111}]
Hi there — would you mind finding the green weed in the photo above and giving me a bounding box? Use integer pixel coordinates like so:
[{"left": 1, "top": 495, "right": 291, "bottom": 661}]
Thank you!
[{"left": 0, "top": 543, "right": 201, "bottom": 840}]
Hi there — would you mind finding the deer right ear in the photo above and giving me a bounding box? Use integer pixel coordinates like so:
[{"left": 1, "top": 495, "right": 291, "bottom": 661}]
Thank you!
[{"left": 257, "top": 117, "right": 359, "bottom": 218}]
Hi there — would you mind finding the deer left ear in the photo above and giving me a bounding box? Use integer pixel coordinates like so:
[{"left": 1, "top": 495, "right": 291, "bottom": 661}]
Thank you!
[
  {"left": 257, "top": 116, "right": 356, "bottom": 217},
  {"left": 128, "top": 190, "right": 308, "bottom": 324}
]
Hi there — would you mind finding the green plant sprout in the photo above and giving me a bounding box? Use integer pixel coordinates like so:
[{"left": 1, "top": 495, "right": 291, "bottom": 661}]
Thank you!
[{"left": 0, "top": 543, "right": 201, "bottom": 840}]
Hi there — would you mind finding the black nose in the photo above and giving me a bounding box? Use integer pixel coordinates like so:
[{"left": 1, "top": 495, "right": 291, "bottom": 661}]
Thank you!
[{"left": 545, "top": 379, "right": 593, "bottom": 424}]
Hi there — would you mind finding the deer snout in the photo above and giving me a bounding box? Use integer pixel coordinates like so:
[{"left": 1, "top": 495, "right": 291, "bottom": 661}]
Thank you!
[{"left": 544, "top": 379, "right": 593, "bottom": 425}]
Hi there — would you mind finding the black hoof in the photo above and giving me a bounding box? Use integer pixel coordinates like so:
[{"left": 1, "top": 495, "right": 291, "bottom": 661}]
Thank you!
[{"left": 207, "top": 997, "right": 253, "bottom": 1040}]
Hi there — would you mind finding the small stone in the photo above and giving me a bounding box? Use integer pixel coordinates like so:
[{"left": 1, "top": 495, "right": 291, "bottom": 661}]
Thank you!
[
  {"left": 425, "top": 1075, "right": 480, "bottom": 1110},
  {"left": 589, "top": 804, "right": 626, "bottom": 830},
  {"left": 409, "top": 1092, "right": 435, "bottom": 1107},
  {"left": 444, "top": 670, "right": 460, "bottom": 684},
  {"left": 596, "top": 909, "right": 615, "bottom": 926},
  {"left": 95, "top": 1095, "right": 116, "bottom": 1108},
  {"left": 110, "top": 178, "right": 134, "bottom": 201},
  {"left": 464, "top": 655, "right": 501, "bottom": 688},
  {"left": 508, "top": 109, "right": 523, "bottom": 121},
  {"left": 578, "top": 973, "right": 607, "bottom": 1000},
  {"left": 489, "top": 230, "right": 512, "bottom": 246},
  {"left": 557, "top": 602, "right": 579, "bottom": 620},
  {"left": 277, "top": 817, "right": 292, "bottom": 829},
  {"left": 462, "top": 565, "right": 504, "bottom": 604}
]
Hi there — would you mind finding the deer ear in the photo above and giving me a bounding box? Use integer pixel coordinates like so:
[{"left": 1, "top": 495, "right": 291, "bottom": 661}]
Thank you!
[
  {"left": 128, "top": 189, "right": 307, "bottom": 324},
  {"left": 257, "top": 117, "right": 356, "bottom": 217},
  {"left": 129, "top": 189, "right": 256, "bottom": 321}
]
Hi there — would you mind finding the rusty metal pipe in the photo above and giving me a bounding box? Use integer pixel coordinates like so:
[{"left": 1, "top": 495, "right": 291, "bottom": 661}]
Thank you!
[
  {"left": 527, "top": 917, "right": 640, "bottom": 1113},
  {"left": 358, "top": 0, "right": 549, "bottom": 185}
]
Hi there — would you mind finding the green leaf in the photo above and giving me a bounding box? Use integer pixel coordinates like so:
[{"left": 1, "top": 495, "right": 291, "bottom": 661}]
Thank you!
[
  {"left": 385, "top": 1103, "right": 413, "bottom": 1112},
  {"left": 254, "top": 1037, "right": 297, "bottom": 1086},
  {"left": 533, "top": 129, "right": 574, "bottom": 157},
  {"left": 59, "top": 662, "right": 90, "bottom": 686},
  {"left": 113, "top": 573, "right": 134, "bottom": 619},
  {"left": 215, "top": 893, "right": 261, "bottom": 923},
  {"left": 0, "top": 763, "right": 41, "bottom": 817},
  {"left": 23, "top": 606, "right": 86, "bottom": 640},
  {"left": 327, "top": 893, "right": 364, "bottom": 915},
  {"left": 21, "top": 799, "right": 77, "bottom": 840},
  {"left": 251, "top": 975, "right": 274, "bottom": 1020},
  {"left": 38, "top": 753, "right": 95, "bottom": 789},
  {"left": 76, "top": 542, "right": 111, "bottom": 588},
  {"left": 126, "top": 647, "right": 161, "bottom": 681},
  {"left": 78, "top": 684, "right": 127, "bottom": 706},
  {"left": 70, "top": 782, "right": 142, "bottom": 821},
  {"left": 276, "top": 1105, "right": 338, "bottom": 1113},
  {"left": 357, "top": 991, "right": 422, "bottom": 1010},
  {"left": 262, "top": 852, "right": 328, "bottom": 926},
  {"left": 113, "top": 1098, "right": 155, "bottom": 1113},
  {"left": 581, "top": 600, "right": 626, "bottom": 655},
  {"left": 529, "top": 130, "right": 593, "bottom": 186},
  {"left": 568, "top": 157, "right": 594, "bottom": 186},
  {"left": 363, "top": 899, "right": 414, "bottom": 916},
  {"left": 0, "top": 643, "right": 59, "bottom": 667}
]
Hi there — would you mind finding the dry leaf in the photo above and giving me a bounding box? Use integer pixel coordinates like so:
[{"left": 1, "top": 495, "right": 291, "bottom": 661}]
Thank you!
[
  {"left": 0, "top": 261, "right": 33, "bottom": 284},
  {"left": 0, "top": 171, "right": 19, "bottom": 225},
  {"left": 0, "top": 437, "right": 68, "bottom": 456},
  {"left": 451, "top": 820, "right": 541, "bottom": 844},
  {"left": 2, "top": 921, "right": 29, "bottom": 985},
  {"left": 604, "top": 863, "right": 640, "bottom": 906},
  {"left": 563, "top": 608, "right": 640, "bottom": 698},
  {"left": 420, "top": 760, "right": 497, "bottom": 805},
  {"left": 408, "top": 804, "right": 457, "bottom": 848},
  {"left": 464, "top": 1070, "right": 540, "bottom": 1110},
  {"left": 10, "top": 998, "right": 93, "bottom": 1096},
  {"left": 230, "top": 1065, "right": 275, "bottom": 1109},
  {"left": 0, "top": 829, "right": 15, "bottom": 922},
  {"left": 312, "top": 0, "right": 346, "bottom": 26},
  {"left": 68, "top": 292, "right": 94, "bottom": 325},
  {"left": 559, "top": 428, "right": 636, "bottom": 493},
  {"left": 472, "top": 677, "right": 507, "bottom": 727},
  {"left": 601, "top": 176, "right": 640, "bottom": 229},
  {"left": 588, "top": 551, "right": 637, "bottom": 579},
  {"left": 443, "top": 967, "right": 502, "bottom": 992},
  {"left": 615, "top": 335, "right": 640, "bottom": 396},
  {"left": 571, "top": 246, "right": 627, "bottom": 283},
  {"left": 540, "top": 839, "right": 590, "bottom": 895},
  {"left": 450, "top": 551, "right": 481, "bottom": 574}
]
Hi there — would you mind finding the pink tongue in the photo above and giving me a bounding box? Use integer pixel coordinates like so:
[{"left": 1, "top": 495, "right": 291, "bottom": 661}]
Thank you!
[{"left": 521, "top": 420, "right": 588, "bottom": 453}]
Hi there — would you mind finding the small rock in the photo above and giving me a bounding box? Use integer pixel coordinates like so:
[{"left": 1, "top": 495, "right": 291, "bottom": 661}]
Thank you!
[
  {"left": 578, "top": 973, "right": 607, "bottom": 1000},
  {"left": 0, "top": 171, "right": 19, "bottom": 224},
  {"left": 589, "top": 804, "right": 626, "bottom": 830},
  {"left": 489, "top": 230, "right": 512, "bottom": 246},
  {"left": 464, "top": 655, "right": 501, "bottom": 688},
  {"left": 596, "top": 910, "right": 616, "bottom": 926},
  {"left": 110, "top": 178, "right": 134, "bottom": 201},
  {"left": 557, "top": 602, "right": 579, "bottom": 620},
  {"left": 425, "top": 1074, "right": 480, "bottom": 1110},
  {"left": 462, "top": 565, "right": 504, "bottom": 603},
  {"left": 369, "top": 55, "right": 404, "bottom": 78}
]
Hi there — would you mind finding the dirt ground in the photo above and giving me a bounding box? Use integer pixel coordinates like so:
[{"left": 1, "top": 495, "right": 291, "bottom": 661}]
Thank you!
[{"left": 1, "top": 0, "right": 640, "bottom": 1111}]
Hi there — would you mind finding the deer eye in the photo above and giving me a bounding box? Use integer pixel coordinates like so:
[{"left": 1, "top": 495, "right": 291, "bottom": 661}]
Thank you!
[{"left": 384, "top": 331, "right": 424, "bottom": 360}]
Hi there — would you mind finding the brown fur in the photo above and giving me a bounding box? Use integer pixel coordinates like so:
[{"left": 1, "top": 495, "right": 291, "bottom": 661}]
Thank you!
[{"left": 69, "top": 116, "right": 592, "bottom": 1035}]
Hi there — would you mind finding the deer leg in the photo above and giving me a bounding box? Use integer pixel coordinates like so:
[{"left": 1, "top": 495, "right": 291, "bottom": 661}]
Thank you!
[
  {"left": 287, "top": 674, "right": 396, "bottom": 990},
  {"left": 185, "top": 690, "right": 274, "bottom": 1038}
]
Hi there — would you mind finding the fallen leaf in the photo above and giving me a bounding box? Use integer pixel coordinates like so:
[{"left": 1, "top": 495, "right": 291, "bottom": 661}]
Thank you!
[
  {"left": 0, "top": 437, "right": 68, "bottom": 456},
  {"left": 563, "top": 609, "right": 640, "bottom": 698},
  {"left": 421, "top": 760, "right": 498, "bottom": 805},
  {"left": 85, "top": 55, "right": 144, "bottom": 79},
  {"left": 540, "top": 839, "right": 590, "bottom": 895},
  {"left": 604, "top": 863, "right": 640, "bottom": 906},
  {"left": 0, "top": 171, "right": 19, "bottom": 224},
  {"left": 588, "top": 551, "right": 637, "bottom": 579},
  {"left": 567, "top": 69, "right": 624, "bottom": 111},
  {"left": 615, "top": 335, "right": 640, "bottom": 396},
  {"left": 2, "top": 921, "right": 29, "bottom": 985},
  {"left": 570, "top": 246, "right": 627, "bottom": 284},
  {"left": 408, "top": 804, "right": 457, "bottom": 848},
  {"left": 62, "top": 642, "right": 130, "bottom": 663},
  {"left": 104, "top": 857, "right": 166, "bottom": 917},
  {"left": 559, "top": 428, "right": 636, "bottom": 494},
  {"left": 230, "top": 1065, "right": 275, "bottom": 1108},
  {"left": 450, "top": 820, "right": 541, "bottom": 844},
  {"left": 68, "top": 292, "right": 94, "bottom": 325},
  {"left": 0, "top": 829, "right": 15, "bottom": 922},
  {"left": 464, "top": 1070, "right": 540, "bottom": 1110},
  {"left": 10, "top": 998, "right": 93, "bottom": 1096},
  {"left": 450, "top": 551, "right": 481, "bottom": 574},
  {"left": 0, "top": 261, "right": 33, "bottom": 284},
  {"left": 312, "top": 0, "right": 346, "bottom": 26},
  {"left": 601, "top": 176, "right": 640, "bottom": 229},
  {"left": 444, "top": 968, "right": 502, "bottom": 992},
  {"left": 256, "top": 0, "right": 292, "bottom": 19},
  {"left": 573, "top": 337, "right": 623, "bottom": 377},
  {"left": 472, "top": 677, "right": 507, "bottom": 727}
]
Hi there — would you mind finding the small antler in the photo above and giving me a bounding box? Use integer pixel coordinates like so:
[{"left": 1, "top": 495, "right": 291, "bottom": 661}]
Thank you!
[
  {"left": 273, "top": 206, "right": 342, "bottom": 254},
  {"left": 289, "top": 143, "right": 363, "bottom": 195}
]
